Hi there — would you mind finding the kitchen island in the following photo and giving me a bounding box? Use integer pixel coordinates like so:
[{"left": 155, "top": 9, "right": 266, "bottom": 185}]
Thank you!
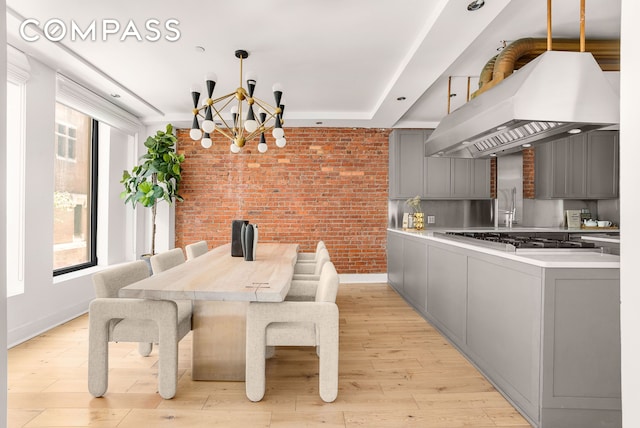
[{"left": 387, "top": 228, "right": 621, "bottom": 428}]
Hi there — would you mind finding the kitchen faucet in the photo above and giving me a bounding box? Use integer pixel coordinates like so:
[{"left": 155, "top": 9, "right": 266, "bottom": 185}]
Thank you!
[{"left": 495, "top": 187, "right": 516, "bottom": 228}]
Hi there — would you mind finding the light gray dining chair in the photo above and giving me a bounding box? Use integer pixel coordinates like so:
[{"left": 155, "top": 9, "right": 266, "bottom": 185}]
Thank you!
[
  {"left": 287, "top": 248, "right": 331, "bottom": 301},
  {"left": 296, "top": 241, "right": 327, "bottom": 263},
  {"left": 185, "top": 240, "right": 208, "bottom": 261},
  {"left": 292, "top": 247, "right": 330, "bottom": 281},
  {"left": 88, "top": 260, "right": 192, "bottom": 399},
  {"left": 246, "top": 261, "right": 340, "bottom": 402},
  {"left": 150, "top": 248, "right": 186, "bottom": 273}
]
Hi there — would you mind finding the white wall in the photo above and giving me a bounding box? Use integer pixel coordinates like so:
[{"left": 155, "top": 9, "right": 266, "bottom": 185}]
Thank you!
[
  {"left": 5, "top": 56, "right": 146, "bottom": 346},
  {"left": 619, "top": 0, "right": 640, "bottom": 426}
]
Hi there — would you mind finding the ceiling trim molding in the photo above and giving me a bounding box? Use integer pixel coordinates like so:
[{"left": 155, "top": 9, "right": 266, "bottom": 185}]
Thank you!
[
  {"left": 7, "top": 45, "right": 31, "bottom": 83},
  {"left": 56, "top": 74, "right": 143, "bottom": 134}
]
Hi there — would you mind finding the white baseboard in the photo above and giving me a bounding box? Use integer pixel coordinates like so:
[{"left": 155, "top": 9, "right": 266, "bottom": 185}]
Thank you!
[
  {"left": 7, "top": 300, "right": 90, "bottom": 348},
  {"left": 339, "top": 273, "right": 388, "bottom": 284}
]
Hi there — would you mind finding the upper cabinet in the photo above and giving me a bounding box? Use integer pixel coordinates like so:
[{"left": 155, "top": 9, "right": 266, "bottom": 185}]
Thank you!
[
  {"left": 536, "top": 130, "right": 619, "bottom": 199},
  {"left": 389, "top": 129, "right": 491, "bottom": 200},
  {"left": 451, "top": 158, "right": 491, "bottom": 199},
  {"left": 586, "top": 131, "right": 619, "bottom": 198},
  {"left": 389, "top": 129, "right": 428, "bottom": 198},
  {"left": 424, "top": 157, "right": 451, "bottom": 198}
]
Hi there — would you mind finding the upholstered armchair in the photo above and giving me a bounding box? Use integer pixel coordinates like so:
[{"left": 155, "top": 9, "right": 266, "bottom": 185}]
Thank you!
[
  {"left": 88, "top": 260, "right": 192, "bottom": 399},
  {"left": 292, "top": 247, "right": 330, "bottom": 281},
  {"left": 185, "top": 240, "right": 208, "bottom": 261},
  {"left": 296, "top": 241, "right": 326, "bottom": 263},
  {"left": 150, "top": 248, "right": 185, "bottom": 273},
  {"left": 246, "top": 261, "right": 340, "bottom": 402}
]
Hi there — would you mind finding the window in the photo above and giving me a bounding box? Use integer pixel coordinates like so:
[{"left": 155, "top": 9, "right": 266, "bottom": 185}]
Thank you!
[
  {"left": 55, "top": 122, "right": 77, "bottom": 161},
  {"left": 53, "top": 102, "right": 98, "bottom": 275}
]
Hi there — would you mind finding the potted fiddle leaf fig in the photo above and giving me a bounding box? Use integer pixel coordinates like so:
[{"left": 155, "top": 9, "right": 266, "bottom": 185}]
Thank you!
[{"left": 121, "top": 123, "right": 185, "bottom": 256}]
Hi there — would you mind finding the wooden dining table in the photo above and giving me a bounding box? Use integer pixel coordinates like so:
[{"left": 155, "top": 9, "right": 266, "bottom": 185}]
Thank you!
[{"left": 119, "top": 242, "right": 299, "bottom": 381}]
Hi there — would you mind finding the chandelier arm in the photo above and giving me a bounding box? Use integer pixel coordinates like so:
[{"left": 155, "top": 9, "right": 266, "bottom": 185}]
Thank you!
[
  {"left": 210, "top": 92, "right": 236, "bottom": 105},
  {"left": 244, "top": 126, "right": 274, "bottom": 142},
  {"left": 236, "top": 99, "right": 243, "bottom": 137},
  {"left": 251, "top": 99, "right": 281, "bottom": 125},
  {"left": 209, "top": 96, "right": 237, "bottom": 132},
  {"left": 252, "top": 97, "right": 280, "bottom": 113},
  {"left": 212, "top": 126, "right": 235, "bottom": 141}
]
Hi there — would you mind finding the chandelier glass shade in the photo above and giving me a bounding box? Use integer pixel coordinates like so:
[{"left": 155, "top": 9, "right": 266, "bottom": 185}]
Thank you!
[{"left": 189, "top": 50, "right": 286, "bottom": 153}]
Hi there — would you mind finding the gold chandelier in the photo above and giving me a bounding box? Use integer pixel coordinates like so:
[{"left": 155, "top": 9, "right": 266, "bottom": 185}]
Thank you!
[{"left": 189, "top": 49, "right": 286, "bottom": 153}]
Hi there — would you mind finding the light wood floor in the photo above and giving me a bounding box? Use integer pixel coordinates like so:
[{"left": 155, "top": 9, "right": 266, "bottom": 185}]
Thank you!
[{"left": 8, "top": 284, "right": 532, "bottom": 428}]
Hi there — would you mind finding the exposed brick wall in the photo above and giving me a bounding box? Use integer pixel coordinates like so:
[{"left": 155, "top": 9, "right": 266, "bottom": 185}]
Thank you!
[
  {"left": 490, "top": 157, "right": 497, "bottom": 199},
  {"left": 174, "top": 127, "right": 391, "bottom": 274},
  {"left": 522, "top": 148, "right": 535, "bottom": 198}
]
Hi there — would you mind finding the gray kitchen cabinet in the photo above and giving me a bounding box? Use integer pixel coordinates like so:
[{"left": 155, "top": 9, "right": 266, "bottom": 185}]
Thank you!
[
  {"left": 552, "top": 135, "right": 587, "bottom": 198},
  {"left": 540, "top": 268, "right": 621, "bottom": 427},
  {"left": 536, "top": 130, "right": 618, "bottom": 199},
  {"left": 586, "top": 131, "right": 619, "bottom": 198},
  {"left": 426, "top": 244, "right": 467, "bottom": 344},
  {"left": 424, "top": 156, "right": 451, "bottom": 198},
  {"left": 466, "top": 256, "right": 542, "bottom": 422},
  {"left": 403, "top": 238, "right": 427, "bottom": 311},
  {"left": 451, "top": 158, "right": 491, "bottom": 198},
  {"left": 386, "top": 231, "right": 427, "bottom": 311},
  {"left": 386, "top": 229, "right": 621, "bottom": 428},
  {"left": 386, "top": 231, "right": 404, "bottom": 292},
  {"left": 390, "top": 129, "right": 490, "bottom": 199},
  {"left": 424, "top": 157, "right": 490, "bottom": 199},
  {"left": 451, "top": 158, "right": 473, "bottom": 197},
  {"left": 389, "top": 129, "right": 427, "bottom": 199}
]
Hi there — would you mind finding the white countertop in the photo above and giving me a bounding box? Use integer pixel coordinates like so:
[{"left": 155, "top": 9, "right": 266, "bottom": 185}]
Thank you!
[
  {"left": 580, "top": 234, "right": 621, "bottom": 244},
  {"left": 389, "top": 228, "right": 620, "bottom": 269}
]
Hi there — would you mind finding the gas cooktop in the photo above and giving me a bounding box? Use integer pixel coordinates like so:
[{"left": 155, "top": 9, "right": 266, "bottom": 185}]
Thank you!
[{"left": 439, "top": 232, "right": 596, "bottom": 252}]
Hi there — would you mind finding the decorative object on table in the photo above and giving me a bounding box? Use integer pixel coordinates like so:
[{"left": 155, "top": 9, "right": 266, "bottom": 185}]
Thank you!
[
  {"left": 120, "top": 124, "right": 184, "bottom": 258},
  {"left": 188, "top": 49, "right": 287, "bottom": 154},
  {"left": 413, "top": 212, "right": 425, "bottom": 230},
  {"left": 231, "top": 220, "right": 249, "bottom": 257},
  {"left": 405, "top": 195, "right": 424, "bottom": 230},
  {"left": 565, "top": 209, "right": 582, "bottom": 228},
  {"left": 402, "top": 213, "right": 409, "bottom": 229},
  {"left": 241, "top": 223, "right": 259, "bottom": 261}
]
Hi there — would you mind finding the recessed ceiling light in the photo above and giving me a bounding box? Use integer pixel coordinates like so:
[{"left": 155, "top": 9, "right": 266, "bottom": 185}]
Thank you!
[
  {"left": 195, "top": 46, "right": 205, "bottom": 53},
  {"left": 568, "top": 128, "right": 582, "bottom": 134},
  {"left": 489, "top": 153, "right": 497, "bottom": 157},
  {"left": 496, "top": 125, "right": 507, "bottom": 131},
  {"left": 396, "top": 96, "right": 406, "bottom": 101},
  {"left": 467, "top": 0, "right": 485, "bottom": 11},
  {"left": 521, "top": 143, "right": 532, "bottom": 148},
  {"left": 110, "top": 93, "right": 121, "bottom": 98},
  {"left": 461, "top": 141, "right": 472, "bottom": 146}
]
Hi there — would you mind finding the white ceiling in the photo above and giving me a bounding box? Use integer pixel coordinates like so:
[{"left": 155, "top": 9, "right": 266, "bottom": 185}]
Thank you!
[{"left": 5, "top": 0, "right": 621, "bottom": 130}]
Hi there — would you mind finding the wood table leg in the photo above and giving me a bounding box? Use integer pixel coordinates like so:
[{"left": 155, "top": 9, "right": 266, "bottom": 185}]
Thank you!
[{"left": 192, "top": 300, "right": 248, "bottom": 381}]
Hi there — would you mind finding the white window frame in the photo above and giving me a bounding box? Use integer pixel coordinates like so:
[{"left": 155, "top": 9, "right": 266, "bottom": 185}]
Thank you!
[
  {"left": 54, "top": 120, "right": 78, "bottom": 162},
  {"left": 6, "top": 45, "right": 29, "bottom": 297}
]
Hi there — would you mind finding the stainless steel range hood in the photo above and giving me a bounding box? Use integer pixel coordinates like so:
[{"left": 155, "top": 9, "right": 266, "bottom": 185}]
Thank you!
[{"left": 425, "top": 50, "right": 620, "bottom": 158}]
